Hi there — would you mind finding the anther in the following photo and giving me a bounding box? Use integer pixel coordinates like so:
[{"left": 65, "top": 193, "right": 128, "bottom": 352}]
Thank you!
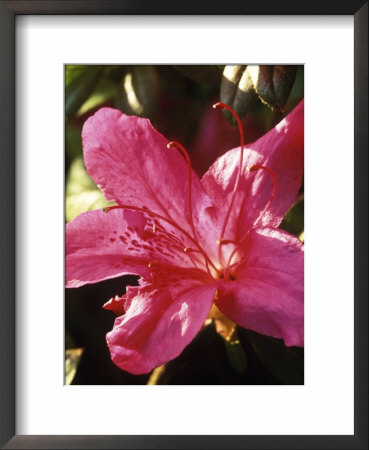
[
  {"left": 167, "top": 141, "right": 191, "bottom": 166},
  {"left": 148, "top": 261, "right": 159, "bottom": 268},
  {"left": 247, "top": 165, "right": 257, "bottom": 172},
  {"left": 219, "top": 238, "right": 245, "bottom": 272},
  {"left": 217, "top": 238, "right": 240, "bottom": 246},
  {"left": 247, "top": 164, "right": 278, "bottom": 205},
  {"left": 241, "top": 164, "right": 278, "bottom": 241},
  {"left": 184, "top": 247, "right": 201, "bottom": 253},
  {"left": 213, "top": 102, "right": 227, "bottom": 110}
]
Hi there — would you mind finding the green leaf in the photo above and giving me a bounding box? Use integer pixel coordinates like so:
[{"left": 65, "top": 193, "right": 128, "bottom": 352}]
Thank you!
[
  {"left": 65, "top": 65, "right": 104, "bottom": 119},
  {"left": 279, "top": 197, "right": 304, "bottom": 238},
  {"left": 224, "top": 338, "right": 248, "bottom": 375},
  {"left": 245, "top": 329, "right": 304, "bottom": 384},
  {"left": 284, "top": 65, "right": 304, "bottom": 114},
  {"left": 65, "top": 157, "right": 113, "bottom": 222},
  {"left": 65, "top": 65, "right": 86, "bottom": 87},
  {"left": 65, "top": 348, "right": 84, "bottom": 385},
  {"left": 77, "top": 77, "right": 119, "bottom": 117},
  {"left": 122, "top": 66, "right": 161, "bottom": 117},
  {"left": 248, "top": 65, "right": 298, "bottom": 111},
  {"left": 65, "top": 124, "right": 83, "bottom": 162},
  {"left": 220, "top": 65, "right": 257, "bottom": 124}
]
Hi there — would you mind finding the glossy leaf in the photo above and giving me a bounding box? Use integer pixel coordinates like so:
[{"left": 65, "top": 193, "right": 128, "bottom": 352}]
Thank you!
[
  {"left": 65, "top": 66, "right": 103, "bottom": 119},
  {"left": 77, "top": 77, "right": 119, "bottom": 117},
  {"left": 220, "top": 65, "right": 257, "bottom": 124},
  {"left": 209, "top": 305, "right": 247, "bottom": 374},
  {"left": 244, "top": 329, "right": 304, "bottom": 384},
  {"left": 65, "top": 348, "right": 84, "bottom": 385},
  {"left": 279, "top": 197, "right": 304, "bottom": 238},
  {"left": 224, "top": 337, "right": 248, "bottom": 375},
  {"left": 284, "top": 65, "right": 304, "bottom": 114},
  {"left": 122, "top": 66, "right": 160, "bottom": 117},
  {"left": 66, "top": 157, "right": 113, "bottom": 222},
  {"left": 248, "top": 65, "right": 297, "bottom": 111}
]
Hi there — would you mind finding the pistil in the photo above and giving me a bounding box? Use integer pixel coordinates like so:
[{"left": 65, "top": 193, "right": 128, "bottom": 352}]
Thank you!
[{"left": 213, "top": 102, "right": 245, "bottom": 264}]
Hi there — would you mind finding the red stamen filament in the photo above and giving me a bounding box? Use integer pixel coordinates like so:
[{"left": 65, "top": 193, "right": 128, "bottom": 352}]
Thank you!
[
  {"left": 166, "top": 140, "right": 220, "bottom": 279},
  {"left": 167, "top": 141, "right": 198, "bottom": 243},
  {"left": 217, "top": 238, "right": 244, "bottom": 270},
  {"left": 213, "top": 102, "right": 245, "bottom": 263},
  {"left": 103, "top": 204, "right": 219, "bottom": 277},
  {"left": 183, "top": 247, "right": 202, "bottom": 268},
  {"left": 217, "top": 238, "right": 241, "bottom": 247},
  {"left": 242, "top": 164, "right": 278, "bottom": 240},
  {"left": 215, "top": 165, "right": 278, "bottom": 276},
  {"left": 184, "top": 247, "right": 200, "bottom": 253}
]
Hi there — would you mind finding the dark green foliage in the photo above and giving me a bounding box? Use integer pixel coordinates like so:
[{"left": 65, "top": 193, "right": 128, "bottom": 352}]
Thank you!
[{"left": 65, "top": 66, "right": 104, "bottom": 119}]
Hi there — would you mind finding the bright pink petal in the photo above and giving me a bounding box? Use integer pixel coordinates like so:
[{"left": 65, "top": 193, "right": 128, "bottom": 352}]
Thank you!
[
  {"left": 103, "top": 294, "right": 126, "bottom": 315},
  {"left": 66, "top": 208, "right": 203, "bottom": 288},
  {"left": 106, "top": 281, "right": 216, "bottom": 374},
  {"left": 82, "top": 108, "right": 214, "bottom": 240},
  {"left": 215, "top": 227, "right": 304, "bottom": 347},
  {"left": 201, "top": 100, "right": 304, "bottom": 239}
]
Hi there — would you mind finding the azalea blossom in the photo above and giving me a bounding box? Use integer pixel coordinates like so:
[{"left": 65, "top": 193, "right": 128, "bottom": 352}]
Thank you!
[{"left": 66, "top": 100, "right": 304, "bottom": 375}]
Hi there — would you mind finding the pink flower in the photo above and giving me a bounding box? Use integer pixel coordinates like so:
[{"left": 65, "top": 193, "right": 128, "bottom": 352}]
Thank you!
[{"left": 66, "top": 100, "right": 304, "bottom": 375}]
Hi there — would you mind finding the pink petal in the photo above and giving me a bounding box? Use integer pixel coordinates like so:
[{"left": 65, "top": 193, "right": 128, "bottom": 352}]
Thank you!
[
  {"left": 66, "top": 208, "right": 201, "bottom": 288},
  {"left": 201, "top": 100, "right": 304, "bottom": 239},
  {"left": 82, "top": 108, "right": 214, "bottom": 239},
  {"left": 106, "top": 281, "right": 216, "bottom": 374},
  {"left": 103, "top": 294, "right": 126, "bottom": 315},
  {"left": 215, "top": 227, "right": 304, "bottom": 347}
]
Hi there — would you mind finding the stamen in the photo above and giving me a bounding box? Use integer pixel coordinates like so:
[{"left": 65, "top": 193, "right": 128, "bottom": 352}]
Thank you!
[
  {"left": 246, "top": 164, "right": 278, "bottom": 230},
  {"left": 213, "top": 102, "right": 245, "bottom": 263},
  {"left": 167, "top": 141, "right": 198, "bottom": 243},
  {"left": 148, "top": 261, "right": 159, "bottom": 268},
  {"left": 216, "top": 238, "right": 245, "bottom": 277},
  {"left": 103, "top": 204, "right": 219, "bottom": 276},
  {"left": 184, "top": 247, "right": 200, "bottom": 253},
  {"left": 217, "top": 238, "right": 241, "bottom": 247},
  {"left": 181, "top": 247, "right": 205, "bottom": 273}
]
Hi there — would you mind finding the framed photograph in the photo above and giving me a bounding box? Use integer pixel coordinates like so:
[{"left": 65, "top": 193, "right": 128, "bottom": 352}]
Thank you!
[{"left": 1, "top": 1, "right": 367, "bottom": 449}]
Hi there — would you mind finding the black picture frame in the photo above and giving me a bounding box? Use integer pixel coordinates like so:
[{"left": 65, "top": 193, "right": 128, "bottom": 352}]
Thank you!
[{"left": 1, "top": 1, "right": 367, "bottom": 449}]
